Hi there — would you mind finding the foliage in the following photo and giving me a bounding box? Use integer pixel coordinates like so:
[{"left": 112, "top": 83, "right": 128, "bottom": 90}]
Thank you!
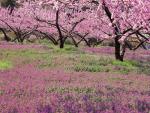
[
  {"left": 112, "top": 60, "right": 137, "bottom": 67},
  {"left": 74, "top": 64, "right": 103, "bottom": 72},
  {"left": 0, "top": 60, "right": 12, "bottom": 70}
]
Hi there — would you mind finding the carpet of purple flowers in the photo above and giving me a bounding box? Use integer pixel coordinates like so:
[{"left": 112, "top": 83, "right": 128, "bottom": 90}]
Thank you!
[{"left": 0, "top": 42, "right": 150, "bottom": 113}]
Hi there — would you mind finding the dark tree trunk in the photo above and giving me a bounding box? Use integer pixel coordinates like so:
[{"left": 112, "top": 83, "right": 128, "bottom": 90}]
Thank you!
[
  {"left": 59, "top": 36, "right": 65, "bottom": 48},
  {"left": 76, "top": 33, "right": 91, "bottom": 47},
  {"left": 0, "top": 28, "right": 11, "bottom": 41},
  {"left": 16, "top": 33, "right": 23, "bottom": 44},
  {"left": 70, "top": 36, "right": 78, "bottom": 47},
  {"left": 56, "top": 10, "right": 64, "bottom": 48},
  {"left": 20, "top": 37, "right": 24, "bottom": 44},
  {"left": 115, "top": 37, "right": 124, "bottom": 61},
  {"left": 102, "top": 1, "right": 125, "bottom": 61}
]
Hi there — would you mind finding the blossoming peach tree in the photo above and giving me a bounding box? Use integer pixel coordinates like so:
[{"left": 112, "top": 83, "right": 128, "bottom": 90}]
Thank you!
[
  {"left": 97, "top": 0, "right": 150, "bottom": 61},
  {"left": 33, "top": 0, "right": 101, "bottom": 48},
  {"left": 0, "top": 2, "right": 39, "bottom": 43}
]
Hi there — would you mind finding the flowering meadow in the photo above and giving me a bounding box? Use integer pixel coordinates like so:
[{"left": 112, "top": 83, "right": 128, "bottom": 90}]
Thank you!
[{"left": 0, "top": 42, "right": 150, "bottom": 113}]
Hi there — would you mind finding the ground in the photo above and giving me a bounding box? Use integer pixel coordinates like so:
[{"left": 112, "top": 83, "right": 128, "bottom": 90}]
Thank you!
[{"left": 0, "top": 41, "right": 150, "bottom": 113}]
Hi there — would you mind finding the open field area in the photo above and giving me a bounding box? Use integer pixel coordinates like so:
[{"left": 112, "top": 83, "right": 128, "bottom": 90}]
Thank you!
[{"left": 0, "top": 42, "right": 150, "bottom": 113}]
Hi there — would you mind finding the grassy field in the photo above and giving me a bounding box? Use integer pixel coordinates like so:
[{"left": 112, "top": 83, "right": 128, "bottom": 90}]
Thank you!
[{"left": 0, "top": 42, "right": 150, "bottom": 112}]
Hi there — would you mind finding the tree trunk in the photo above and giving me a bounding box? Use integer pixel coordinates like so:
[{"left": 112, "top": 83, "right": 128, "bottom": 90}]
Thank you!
[
  {"left": 101, "top": 1, "right": 126, "bottom": 61},
  {"left": 56, "top": 10, "right": 64, "bottom": 48},
  {"left": 59, "top": 36, "right": 64, "bottom": 48},
  {"left": 0, "top": 28, "right": 11, "bottom": 41},
  {"left": 16, "top": 33, "right": 23, "bottom": 44},
  {"left": 115, "top": 37, "right": 124, "bottom": 61},
  {"left": 70, "top": 36, "right": 78, "bottom": 47},
  {"left": 20, "top": 37, "right": 24, "bottom": 44}
]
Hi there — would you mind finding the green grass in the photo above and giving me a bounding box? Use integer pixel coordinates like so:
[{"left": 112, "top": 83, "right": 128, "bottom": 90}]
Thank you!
[
  {"left": 47, "top": 87, "right": 96, "bottom": 94},
  {"left": 111, "top": 60, "right": 138, "bottom": 74},
  {"left": 0, "top": 44, "right": 149, "bottom": 75},
  {"left": 0, "top": 60, "right": 12, "bottom": 70},
  {"left": 74, "top": 64, "right": 102, "bottom": 72},
  {"left": 38, "top": 58, "right": 53, "bottom": 69},
  {"left": 52, "top": 45, "right": 79, "bottom": 54},
  {"left": 69, "top": 54, "right": 139, "bottom": 74},
  {"left": 136, "top": 62, "right": 150, "bottom": 75},
  {"left": 0, "top": 49, "right": 40, "bottom": 59},
  {"left": 112, "top": 60, "right": 137, "bottom": 67},
  {"left": 70, "top": 55, "right": 109, "bottom": 72},
  {"left": 109, "top": 77, "right": 126, "bottom": 81},
  {"left": 0, "top": 48, "right": 49, "bottom": 66}
]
